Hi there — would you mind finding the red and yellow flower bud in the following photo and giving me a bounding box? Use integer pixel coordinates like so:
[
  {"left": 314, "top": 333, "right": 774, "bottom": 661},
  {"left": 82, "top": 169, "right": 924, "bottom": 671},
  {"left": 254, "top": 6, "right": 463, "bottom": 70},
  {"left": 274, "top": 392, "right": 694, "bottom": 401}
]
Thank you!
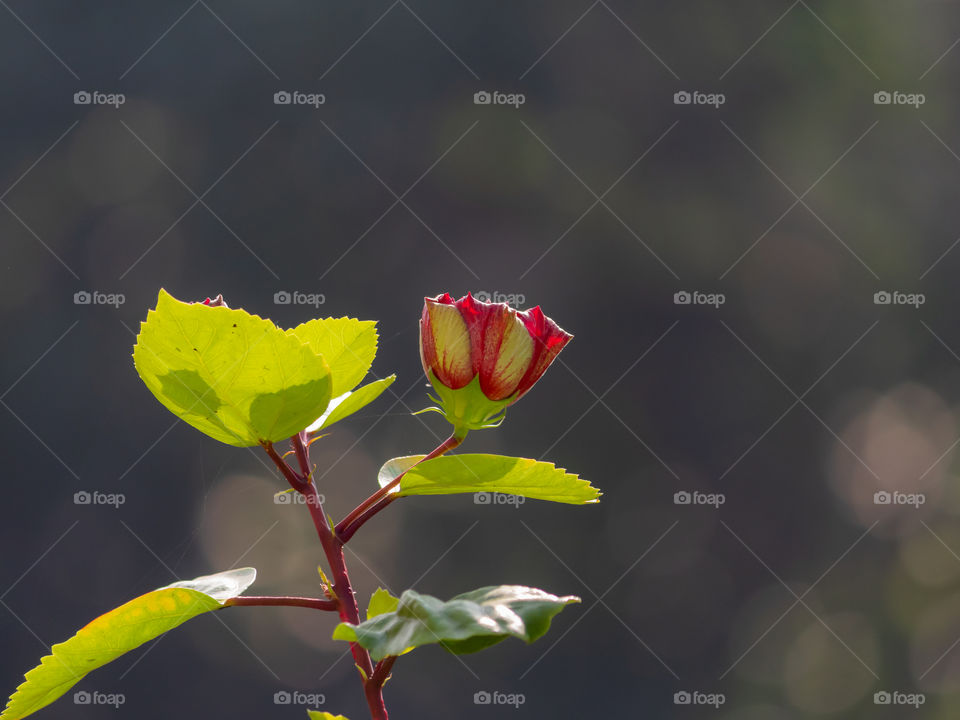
[{"left": 419, "top": 293, "right": 572, "bottom": 434}]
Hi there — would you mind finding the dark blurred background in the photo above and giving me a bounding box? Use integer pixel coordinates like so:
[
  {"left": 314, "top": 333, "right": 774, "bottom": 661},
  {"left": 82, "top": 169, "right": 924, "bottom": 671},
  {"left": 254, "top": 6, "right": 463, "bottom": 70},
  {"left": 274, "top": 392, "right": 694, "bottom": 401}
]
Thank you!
[{"left": 4, "top": 2, "right": 960, "bottom": 718}]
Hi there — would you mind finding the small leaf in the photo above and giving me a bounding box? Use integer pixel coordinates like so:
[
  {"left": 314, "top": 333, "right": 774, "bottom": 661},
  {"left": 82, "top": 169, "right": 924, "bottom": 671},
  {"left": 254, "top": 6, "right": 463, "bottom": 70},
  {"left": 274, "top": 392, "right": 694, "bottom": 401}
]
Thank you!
[
  {"left": 386, "top": 454, "right": 600, "bottom": 504},
  {"left": 287, "top": 317, "right": 378, "bottom": 398},
  {"left": 306, "top": 376, "right": 396, "bottom": 433},
  {"left": 2, "top": 568, "right": 256, "bottom": 720},
  {"left": 333, "top": 585, "right": 579, "bottom": 661},
  {"left": 307, "top": 712, "right": 350, "bottom": 720},
  {"left": 376, "top": 455, "right": 425, "bottom": 490},
  {"left": 367, "top": 588, "right": 400, "bottom": 620},
  {"left": 134, "top": 290, "right": 332, "bottom": 446}
]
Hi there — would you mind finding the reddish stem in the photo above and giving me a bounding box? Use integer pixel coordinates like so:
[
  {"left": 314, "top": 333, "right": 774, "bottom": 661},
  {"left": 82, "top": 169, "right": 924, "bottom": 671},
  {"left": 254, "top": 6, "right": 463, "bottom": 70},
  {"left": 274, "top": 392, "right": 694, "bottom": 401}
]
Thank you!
[
  {"left": 224, "top": 595, "right": 338, "bottom": 611},
  {"left": 336, "top": 433, "right": 463, "bottom": 542},
  {"left": 365, "top": 656, "right": 397, "bottom": 709},
  {"left": 264, "top": 436, "right": 386, "bottom": 719}
]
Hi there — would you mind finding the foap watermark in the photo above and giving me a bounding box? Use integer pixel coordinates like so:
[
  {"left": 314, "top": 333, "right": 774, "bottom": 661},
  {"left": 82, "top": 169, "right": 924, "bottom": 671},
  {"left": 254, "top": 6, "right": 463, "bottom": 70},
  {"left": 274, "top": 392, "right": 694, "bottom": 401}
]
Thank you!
[
  {"left": 273, "top": 690, "right": 326, "bottom": 706},
  {"left": 473, "top": 90, "right": 525, "bottom": 109},
  {"left": 73, "top": 691, "right": 125, "bottom": 708},
  {"left": 673, "top": 90, "right": 725, "bottom": 108},
  {"left": 74, "top": 90, "right": 125, "bottom": 108},
  {"left": 74, "top": 491, "right": 126, "bottom": 508},
  {"left": 874, "top": 690, "right": 925, "bottom": 708},
  {"left": 874, "top": 490, "right": 925, "bottom": 508},
  {"left": 674, "top": 690, "right": 725, "bottom": 708},
  {"left": 275, "top": 490, "right": 325, "bottom": 506},
  {"left": 473, "top": 290, "right": 525, "bottom": 307},
  {"left": 873, "top": 290, "right": 924, "bottom": 308},
  {"left": 874, "top": 90, "right": 925, "bottom": 108},
  {"left": 74, "top": 290, "right": 125, "bottom": 308},
  {"left": 274, "top": 291, "right": 325, "bottom": 307},
  {"left": 274, "top": 91, "right": 326, "bottom": 108},
  {"left": 674, "top": 290, "right": 725, "bottom": 308},
  {"left": 674, "top": 491, "right": 725, "bottom": 509},
  {"left": 474, "top": 492, "right": 525, "bottom": 508},
  {"left": 473, "top": 690, "right": 525, "bottom": 708}
]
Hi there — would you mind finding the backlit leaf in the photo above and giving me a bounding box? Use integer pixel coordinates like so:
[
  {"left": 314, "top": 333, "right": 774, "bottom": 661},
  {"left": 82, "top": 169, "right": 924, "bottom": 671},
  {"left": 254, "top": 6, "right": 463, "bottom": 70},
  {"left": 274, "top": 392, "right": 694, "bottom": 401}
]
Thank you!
[{"left": 2, "top": 568, "right": 256, "bottom": 720}]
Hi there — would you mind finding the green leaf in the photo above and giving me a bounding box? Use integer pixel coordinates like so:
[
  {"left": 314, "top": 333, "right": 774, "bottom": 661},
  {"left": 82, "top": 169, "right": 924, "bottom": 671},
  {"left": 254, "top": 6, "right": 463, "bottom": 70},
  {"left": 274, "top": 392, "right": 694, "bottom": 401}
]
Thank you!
[
  {"left": 367, "top": 588, "right": 400, "bottom": 620},
  {"left": 2, "top": 568, "right": 256, "bottom": 720},
  {"left": 333, "top": 586, "right": 579, "bottom": 661},
  {"left": 307, "top": 712, "right": 350, "bottom": 720},
  {"left": 379, "top": 454, "right": 600, "bottom": 505},
  {"left": 287, "top": 317, "right": 378, "bottom": 398},
  {"left": 134, "top": 290, "right": 332, "bottom": 447},
  {"left": 306, "top": 376, "right": 396, "bottom": 433}
]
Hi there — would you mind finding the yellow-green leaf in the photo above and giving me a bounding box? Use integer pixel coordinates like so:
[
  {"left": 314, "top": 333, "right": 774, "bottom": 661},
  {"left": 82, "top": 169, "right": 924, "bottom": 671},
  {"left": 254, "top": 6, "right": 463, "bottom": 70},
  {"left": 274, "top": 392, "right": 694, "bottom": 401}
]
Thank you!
[
  {"left": 287, "top": 317, "right": 378, "bottom": 398},
  {"left": 306, "top": 376, "right": 395, "bottom": 433},
  {"left": 2, "top": 568, "right": 256, "bottom": 720},
  {"left": 133, "top": 290, "right": 332, "bottom": 446},
  {"left": 378, "top": 454, "right": 600, "bottom": 504},
  {"left": 366, "top": 588, "right": 399, "bottom": 620}
]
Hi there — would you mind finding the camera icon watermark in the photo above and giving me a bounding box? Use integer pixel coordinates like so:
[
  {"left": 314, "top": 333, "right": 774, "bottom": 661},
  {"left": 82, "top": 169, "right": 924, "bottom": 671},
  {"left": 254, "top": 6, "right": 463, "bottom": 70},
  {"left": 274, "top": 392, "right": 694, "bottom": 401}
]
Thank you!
[
  {"left": 273, "top": 690, "right": 326, "bottom": 706},
  {"left": 673, "top": 90, "right": 725, "bottom": 108},
  {"left": 273, "top": 90, "right": 326, "bottom": 108},
  {"left": 674, "top": 290, "right": 725, "bottom": 308},
  {"left": 473, "top": 90, "right": 525, "bottom": 109},
  {"left": 473, "top": 290, "right": 526, "bottom": 307},
  {"left": 673, "top": 690, "right": 725, "bottom": 708},
  {"left": 274, "top": 490, "right": 325, "bottom": 506},
  {"left": 74, "top": 491, "right": 126, "bottom": 509},
  {"left": 873, "top": 490, "right": 925, "bottom": 508},
  {"left": 873, "top": 290, "right": 924, "bottom": 308},
  {"left": 74, "top": 290, "right": 125, "bottom": 308},
  {"left": 73, "top": 690, "right": 125, "bottom": 707},
  {"left": 673, "top": 491, "right": 725, "bottom": 508},
  {"left": 873, "top": 90, "right": 925, "bottom": 108},
  {"left": 273, "top": 291, "right": 326, "bottom": 307},
  {"left": 473, "top": 690, "right": 525, "bottom": 707},
  {"left": 474, "top": 492, "right": 525, "bottom": 509},
  {"left": 74, "top": 90, "right": 125, "bottom": 108},
  {"left": 873, "top": 690, "right": 925, "bottom": 707}
]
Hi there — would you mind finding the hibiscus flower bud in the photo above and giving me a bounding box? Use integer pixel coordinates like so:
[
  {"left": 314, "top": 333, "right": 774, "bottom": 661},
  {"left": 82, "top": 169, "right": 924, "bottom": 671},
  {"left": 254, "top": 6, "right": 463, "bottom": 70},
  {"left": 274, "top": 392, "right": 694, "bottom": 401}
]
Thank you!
[{"left": 419, "top": 293, "right": 572, "bottom": 435}]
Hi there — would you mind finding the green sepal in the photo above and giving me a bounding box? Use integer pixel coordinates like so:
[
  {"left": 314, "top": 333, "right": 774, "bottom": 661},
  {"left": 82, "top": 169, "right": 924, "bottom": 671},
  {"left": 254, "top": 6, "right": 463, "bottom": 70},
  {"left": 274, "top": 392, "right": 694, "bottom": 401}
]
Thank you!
[{"left": 428, "top": 373, "right": 513, "bottom": 436}]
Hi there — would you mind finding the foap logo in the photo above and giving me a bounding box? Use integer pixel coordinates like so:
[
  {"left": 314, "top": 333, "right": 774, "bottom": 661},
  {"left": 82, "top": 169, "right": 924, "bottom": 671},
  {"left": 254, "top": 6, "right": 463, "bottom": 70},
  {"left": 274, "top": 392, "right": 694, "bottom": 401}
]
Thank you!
[
  {"left": 674, "top": 491, "right": 725, "bottom": 508},
  {"left": 473, "top": 290, "right": 526, "bottom": 307},
  {"left": 473, "top": 90, "right": 525, "bottom": 108},
  {"left": 874, "top": 490, "right": 925, "bottom": 508},
  {"left": 73, "top": 90, "right": 125, "bottom": 108},
  {"left": 673, "top": 90, "right": 725, "bottom": 108},
  {"left": 874, "top": 690, "right": 925, "bottom": 708},
  {"left": 873, "top": 290, "right": 924, "bottom": 308},
  {"left": 473, "top": 690, "right": 526, "bottom": 708},
  {"left": 273, "top": 690, "right": 326, "bottom": 706},
  {"left": 674, "top": 290, "right": 725, "bottom": 308},
  {"left": 275, "top": 490, "right": 325, "bottom": 506},
  {"left": 474, "top": 492, "right": 525, "bottom": 508},
  {"left": 73, "top": 691, "right": 125, "bottom": 707},
  {"left": 74, "top": 491, "right": 126, "bottom": 508},
  {"left": 273, "top": 291, "right": 326, "bottom": 307},
  {"left": 874, "top": 90, "right": 925, "bottom": 108},
  {"left": 673, "top": 690, "right": 725, "bottom": 708},
  {"left": 273, "top": 90, "right": 326, "bottom": 108},
  {"left": 74, "top": 290, "right": 125, "bottom": 308}
]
